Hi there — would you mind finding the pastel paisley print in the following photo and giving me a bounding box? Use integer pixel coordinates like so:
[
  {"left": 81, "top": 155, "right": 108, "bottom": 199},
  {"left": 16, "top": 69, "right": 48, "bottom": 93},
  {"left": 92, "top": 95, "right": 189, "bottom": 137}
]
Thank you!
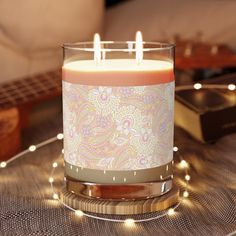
[{"left": 63, "top": 81, "right": 174, "bottom": 170}]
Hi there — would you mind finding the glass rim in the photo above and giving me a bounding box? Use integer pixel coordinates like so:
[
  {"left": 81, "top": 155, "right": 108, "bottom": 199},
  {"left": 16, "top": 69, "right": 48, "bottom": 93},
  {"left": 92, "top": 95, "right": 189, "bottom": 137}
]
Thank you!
[{"left": 63, "top": 41, "right": 175, "bottom": 52}]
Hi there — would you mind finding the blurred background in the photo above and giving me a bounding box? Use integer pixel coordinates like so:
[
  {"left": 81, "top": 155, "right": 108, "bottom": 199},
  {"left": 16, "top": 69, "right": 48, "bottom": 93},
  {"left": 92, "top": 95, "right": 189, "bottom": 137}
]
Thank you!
[{"left": 0, "top": 0, "right": 236, "bottom": 159}]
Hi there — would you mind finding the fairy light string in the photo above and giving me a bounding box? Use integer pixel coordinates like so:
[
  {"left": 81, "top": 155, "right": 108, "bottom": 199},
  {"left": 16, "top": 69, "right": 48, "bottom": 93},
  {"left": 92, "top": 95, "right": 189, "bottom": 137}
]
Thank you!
[{"left": 0, "top": 83, "right": 235, "bottom": 225}]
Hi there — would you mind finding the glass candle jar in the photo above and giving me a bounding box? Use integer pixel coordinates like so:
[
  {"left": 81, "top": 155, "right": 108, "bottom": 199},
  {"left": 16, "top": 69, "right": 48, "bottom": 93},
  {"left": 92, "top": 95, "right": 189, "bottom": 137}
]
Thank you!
[{"left": 62, "top": 39, "right": 175, "bottom": 200}]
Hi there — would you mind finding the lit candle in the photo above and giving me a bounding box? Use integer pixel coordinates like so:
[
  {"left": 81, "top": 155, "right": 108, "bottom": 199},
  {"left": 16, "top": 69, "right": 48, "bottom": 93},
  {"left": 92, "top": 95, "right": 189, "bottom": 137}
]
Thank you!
[{"left": 62, "top": 33, "right": 175, "bottom": 199}]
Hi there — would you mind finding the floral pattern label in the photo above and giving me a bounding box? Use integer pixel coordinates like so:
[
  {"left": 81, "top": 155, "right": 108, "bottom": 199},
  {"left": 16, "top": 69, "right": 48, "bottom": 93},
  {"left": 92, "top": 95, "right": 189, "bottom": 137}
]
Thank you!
[{"left": 63, "top": 81, "right": 174, "bottom": 171}]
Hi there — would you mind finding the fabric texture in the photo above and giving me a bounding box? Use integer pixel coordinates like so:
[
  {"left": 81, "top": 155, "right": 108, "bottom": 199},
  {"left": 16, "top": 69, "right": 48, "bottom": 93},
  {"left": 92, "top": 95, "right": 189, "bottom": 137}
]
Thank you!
[
  {"left": 0, "top": 116, "right": 235, "bottom": 236},
  {"left": 0, "top": 0, "right": 104, "bottom": 82},
  {"left": 105, "top": 0, "right": 236, "bottom": 49}
]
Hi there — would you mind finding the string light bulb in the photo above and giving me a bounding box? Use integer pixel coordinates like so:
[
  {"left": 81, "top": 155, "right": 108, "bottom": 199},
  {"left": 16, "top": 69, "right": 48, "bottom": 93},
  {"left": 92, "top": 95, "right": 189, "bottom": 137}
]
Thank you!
[
  {"left": 75, "top": 210, "right": 84, "bottom": 217},
  {"left": 179, "top": 160, "right": 189, "bottom": 169},
  {"left": 52, "top": 162, "right": 58, "bottom": 168},
  {"left": 49, "top": 177, "right": 54, "bottom": 183},
  {"left": 0, "top": 162, "right": 7, "bottom": 168},
  {"left": 185, "top": 174, "right": 191, "bottom": 181},
  {"left": 53, "top": 193, "right": 59, "bottom": 200},
  {"left": 193, "top": 83, "right": 202, "bottom": 90},
  {"left": 57, "top": 133, "right": 64, "bottom": 140},
  {"left": 173, "top": 146, "right": 178, "bottom": 152},
  {"left": 125, "top": 218, "right": 135, "bottom": 227},
  {"left": 29, "top": 145, "right": 36, "bottom": 152},
  {"left": 228, "top": 84, "right": 236, "bottom": 91},
  {"left": 167, "top": 208, "right": 175, "bottom": 216},
  {"left": 183, "top": 191, "right": 189, "bottom": 198}
]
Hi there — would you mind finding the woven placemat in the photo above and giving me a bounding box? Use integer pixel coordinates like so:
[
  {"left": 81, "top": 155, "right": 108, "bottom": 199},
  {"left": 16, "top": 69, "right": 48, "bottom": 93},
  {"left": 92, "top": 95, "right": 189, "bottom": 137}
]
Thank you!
[{"left": 0, "top": 120, "right": 235, "bottom": 236}]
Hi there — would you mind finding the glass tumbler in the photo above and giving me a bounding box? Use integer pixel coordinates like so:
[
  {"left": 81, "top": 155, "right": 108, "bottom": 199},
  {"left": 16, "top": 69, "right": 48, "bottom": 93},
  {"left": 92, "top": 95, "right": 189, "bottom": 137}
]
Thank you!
[{"left": 62, "top": 41, "right": 175, "bottom": 200}]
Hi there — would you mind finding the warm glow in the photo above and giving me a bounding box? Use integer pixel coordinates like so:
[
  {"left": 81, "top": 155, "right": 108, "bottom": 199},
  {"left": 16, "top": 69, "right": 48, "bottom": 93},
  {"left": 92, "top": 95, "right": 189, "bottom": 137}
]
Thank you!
[
  {"left": 29, "top": 145, "right": 36, "bottom": 152},
  {"left": 75, "top": 210, "right": 84, "bottom": 217},
  {"left": 53, "top": 193, "right": 59, "bottom": 199},
  {"left": 49, "top": 177, "right": 54, "bottom": 183},
  {"left": 173, "top": 146, "right": 178, "bottom": 152},
  {"left": 63, "top": 59, "right": 173, "bottom": 72},
  {"left": 135, "top": 31, "right": 143, "bottom": 63},
  {"left": 179, "top": 160, "right": 189, "bottom": 169},
  {"left": 183, "top": 191, "right": 189, "bottom": 198},
  {"left": 185, "top": 175, "right": 191, "bottom": 181},
  {"left": 228, "top": 84, "right": 236, "bottom": 91},
  {"left": 52, "top": 162, "right": 58, "bottom": 168},
  {"left": 193, "top": 83, "right": 202, "bottom": 90},
  {"left": 61, "top": 149, "right": 64, "bottom": 154},
  {"left": 0, "top": 162, "right": 7, "bottom": 168},
  {"left": 57, "top": 133, "right": 64, "bottom": 140},
  {"left": 1, "top": 130, "right": 193, "bottom": 222},
  {"left": 167, "top": 208, "right": 175, "bottom": 216},
  {"left": 125, "top": 218, "right": 135, "bottom": 227}
]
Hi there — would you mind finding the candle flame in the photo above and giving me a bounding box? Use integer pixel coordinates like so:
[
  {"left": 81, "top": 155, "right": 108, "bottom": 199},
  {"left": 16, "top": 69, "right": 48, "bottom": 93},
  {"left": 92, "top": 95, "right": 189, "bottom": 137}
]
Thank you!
[
  {"left": 93, "top": 33, "right": 101, "bottom": 63},
  {"left": 135, "top": 31, "right": 143, "bottom": 64}
]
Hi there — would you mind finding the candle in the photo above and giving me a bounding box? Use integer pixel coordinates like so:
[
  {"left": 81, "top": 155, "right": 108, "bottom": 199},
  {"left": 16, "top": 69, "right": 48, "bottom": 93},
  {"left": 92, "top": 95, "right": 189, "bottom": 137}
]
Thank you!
[{"left": 62, "top": 33, "right": 175, "bottom": 199}]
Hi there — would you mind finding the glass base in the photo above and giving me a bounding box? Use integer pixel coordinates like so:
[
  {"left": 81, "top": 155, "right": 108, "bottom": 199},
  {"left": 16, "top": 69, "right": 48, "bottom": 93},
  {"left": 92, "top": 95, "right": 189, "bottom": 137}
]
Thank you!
[{"left": 65, "top": 175, "right": 173, "bottom": 201}]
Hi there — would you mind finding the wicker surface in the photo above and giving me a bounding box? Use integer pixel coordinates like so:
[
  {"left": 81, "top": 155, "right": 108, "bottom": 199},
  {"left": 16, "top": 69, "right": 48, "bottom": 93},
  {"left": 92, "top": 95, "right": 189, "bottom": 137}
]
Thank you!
[{"left": 0, "top": 116, "right": 236, "bottom": 236}]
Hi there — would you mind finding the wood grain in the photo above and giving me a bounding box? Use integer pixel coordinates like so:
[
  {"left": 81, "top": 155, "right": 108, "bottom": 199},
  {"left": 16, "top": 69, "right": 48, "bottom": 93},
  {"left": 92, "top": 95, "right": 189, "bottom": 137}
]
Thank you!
[
  {"left": 0, "top": 108, "right": 21, "bottom": 160},
  {"left": 60, "top": 186, "right": 179, "bottom": 215}
]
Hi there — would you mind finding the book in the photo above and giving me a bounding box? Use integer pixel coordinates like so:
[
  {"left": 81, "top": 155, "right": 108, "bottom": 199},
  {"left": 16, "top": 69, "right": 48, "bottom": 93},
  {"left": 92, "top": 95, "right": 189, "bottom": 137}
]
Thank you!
[{"left": 175, "top": 73, "right": 236, "bottom": 142}]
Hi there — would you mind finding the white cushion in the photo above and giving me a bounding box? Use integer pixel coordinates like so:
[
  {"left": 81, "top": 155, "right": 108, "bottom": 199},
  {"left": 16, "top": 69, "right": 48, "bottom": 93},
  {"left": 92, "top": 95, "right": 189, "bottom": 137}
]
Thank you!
[
  {"left": 0, "top": 0, "right": 104, "bottom": 82},
  {"left": 104, "top": 0, "right": 236, "bottom": 49}
]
